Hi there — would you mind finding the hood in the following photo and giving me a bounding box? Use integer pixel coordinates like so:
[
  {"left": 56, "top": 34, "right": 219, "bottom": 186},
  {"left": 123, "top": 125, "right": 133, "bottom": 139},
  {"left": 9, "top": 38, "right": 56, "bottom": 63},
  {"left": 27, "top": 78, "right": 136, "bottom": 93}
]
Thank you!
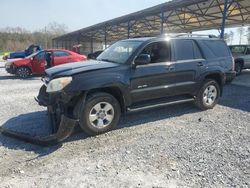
[
  {"left": 45, "top": 60, "right": 120, "bottom": 78},
  {"left": 12, "top": 58, "right": 31, "bottom": 66},
  {"left": 7, "top": 58, "right": 23, "bottom": 63}
]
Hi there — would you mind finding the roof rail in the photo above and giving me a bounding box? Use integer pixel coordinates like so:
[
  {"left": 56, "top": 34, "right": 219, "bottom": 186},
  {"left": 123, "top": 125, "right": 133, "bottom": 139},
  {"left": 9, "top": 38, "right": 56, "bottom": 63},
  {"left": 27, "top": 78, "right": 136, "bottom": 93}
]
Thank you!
[
  {"left": 131, "top": 35, "right": 153, "bottom": 38},
  {"left": 161, "top": 33, "right": 218, "bottom": 38}
]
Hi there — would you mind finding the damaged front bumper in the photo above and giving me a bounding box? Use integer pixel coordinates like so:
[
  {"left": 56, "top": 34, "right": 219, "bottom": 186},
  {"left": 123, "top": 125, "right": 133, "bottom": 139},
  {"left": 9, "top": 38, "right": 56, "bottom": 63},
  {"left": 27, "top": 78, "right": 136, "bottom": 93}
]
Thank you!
[
  {"left": 0, "top": 115, "right": 77, "bottom": 146},
  {"left": 0, "top": 84, "right": 80, "bottom": 146}
]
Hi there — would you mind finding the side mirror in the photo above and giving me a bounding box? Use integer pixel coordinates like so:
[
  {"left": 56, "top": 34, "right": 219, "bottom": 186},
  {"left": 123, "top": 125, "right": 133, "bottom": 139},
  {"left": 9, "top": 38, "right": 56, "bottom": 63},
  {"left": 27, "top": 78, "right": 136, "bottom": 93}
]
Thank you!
[{"left": 134, "top": 54, "right": 151, "bottom": 66}]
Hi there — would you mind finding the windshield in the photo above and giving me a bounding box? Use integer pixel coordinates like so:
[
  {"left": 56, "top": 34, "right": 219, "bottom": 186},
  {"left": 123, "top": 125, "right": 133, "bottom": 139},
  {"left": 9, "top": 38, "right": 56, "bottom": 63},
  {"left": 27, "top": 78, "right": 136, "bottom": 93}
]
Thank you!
[
  {"left": 97, "top": 41, "right": 143, "bottom": 64},
  {"left": 229, "top": 46, "right": 246, "bottom": 54}
]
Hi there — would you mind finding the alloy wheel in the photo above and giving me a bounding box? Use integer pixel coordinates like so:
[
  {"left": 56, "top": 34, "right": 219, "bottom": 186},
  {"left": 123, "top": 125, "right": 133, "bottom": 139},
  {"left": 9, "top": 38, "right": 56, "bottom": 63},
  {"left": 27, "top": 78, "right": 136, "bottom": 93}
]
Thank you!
[
  {"left": 17, "top": 67, "right": 30, "bottom": 78},
  {"left": 202, "top": 85, "right": 217, "bottom": 106},
  {"left": 89, "top": 102, "right": 115, "bottom": 129}
]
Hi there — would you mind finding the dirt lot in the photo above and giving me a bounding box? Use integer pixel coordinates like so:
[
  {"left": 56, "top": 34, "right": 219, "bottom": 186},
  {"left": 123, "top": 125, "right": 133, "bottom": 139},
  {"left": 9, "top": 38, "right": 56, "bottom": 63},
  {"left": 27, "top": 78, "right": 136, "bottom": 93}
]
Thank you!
[{"left": 0, "top": 66, "right": 249, "bottom": 188}]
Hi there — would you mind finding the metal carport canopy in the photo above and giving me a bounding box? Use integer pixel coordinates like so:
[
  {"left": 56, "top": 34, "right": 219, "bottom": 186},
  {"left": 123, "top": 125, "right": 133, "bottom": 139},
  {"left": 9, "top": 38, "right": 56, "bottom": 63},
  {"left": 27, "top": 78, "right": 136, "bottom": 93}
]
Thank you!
[{"left": 53, "top": 0, "right": 250, "bottom": 44}]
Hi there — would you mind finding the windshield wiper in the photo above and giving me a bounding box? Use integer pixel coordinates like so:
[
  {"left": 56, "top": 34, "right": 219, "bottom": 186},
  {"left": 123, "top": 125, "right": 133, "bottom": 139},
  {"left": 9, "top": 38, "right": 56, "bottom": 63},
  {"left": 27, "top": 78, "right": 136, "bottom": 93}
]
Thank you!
[{"left": 98, "top": 59, "right": 118, "bottom": 64}]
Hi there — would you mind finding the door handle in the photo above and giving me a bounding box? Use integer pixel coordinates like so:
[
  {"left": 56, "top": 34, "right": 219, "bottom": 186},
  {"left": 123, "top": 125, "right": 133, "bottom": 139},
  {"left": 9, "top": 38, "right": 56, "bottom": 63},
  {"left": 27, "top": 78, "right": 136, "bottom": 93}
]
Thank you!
[
  {"left": 166, "top": 65, "right": 175, "bottom": 71},
  {"left": 169, "top": 66, "right": 175, "bottom": 71},
  {"left": 197, "top": 62, "right": 204, "bottom": 67}
]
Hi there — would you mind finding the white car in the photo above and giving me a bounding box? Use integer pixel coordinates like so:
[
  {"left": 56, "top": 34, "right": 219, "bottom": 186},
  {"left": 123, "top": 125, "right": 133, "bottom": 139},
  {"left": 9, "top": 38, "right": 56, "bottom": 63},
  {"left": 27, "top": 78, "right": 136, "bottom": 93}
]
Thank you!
[{"left": 229, "top": 45, "right": 250, "bottom": 75}]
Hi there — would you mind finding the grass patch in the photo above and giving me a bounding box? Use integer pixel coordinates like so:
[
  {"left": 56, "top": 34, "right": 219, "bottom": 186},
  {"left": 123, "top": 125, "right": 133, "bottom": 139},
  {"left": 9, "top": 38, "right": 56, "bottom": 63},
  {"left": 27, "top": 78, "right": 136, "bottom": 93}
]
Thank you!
[{"left": 0, "top": 52, "right": 10, "bottom": 56}]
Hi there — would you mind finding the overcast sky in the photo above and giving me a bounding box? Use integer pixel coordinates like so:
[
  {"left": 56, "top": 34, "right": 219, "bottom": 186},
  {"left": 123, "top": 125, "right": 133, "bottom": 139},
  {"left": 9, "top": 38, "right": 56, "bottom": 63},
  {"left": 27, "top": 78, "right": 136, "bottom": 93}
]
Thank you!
[{"left": 0, "top": 0, "right": 248, "bottom": 44}]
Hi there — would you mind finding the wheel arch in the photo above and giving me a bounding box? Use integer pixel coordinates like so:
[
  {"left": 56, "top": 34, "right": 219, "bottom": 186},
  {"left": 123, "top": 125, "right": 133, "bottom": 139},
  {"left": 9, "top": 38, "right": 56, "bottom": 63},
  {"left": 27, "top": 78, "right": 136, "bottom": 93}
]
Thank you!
[
  {"left": 234, "top": 58, "right": 244, "bottom": 67},
  {"left": 86, "top": 86, "right": 126, "bottom": 113},
  {"left": 204, "top": 73, "right": 223, "bottom": 96}
]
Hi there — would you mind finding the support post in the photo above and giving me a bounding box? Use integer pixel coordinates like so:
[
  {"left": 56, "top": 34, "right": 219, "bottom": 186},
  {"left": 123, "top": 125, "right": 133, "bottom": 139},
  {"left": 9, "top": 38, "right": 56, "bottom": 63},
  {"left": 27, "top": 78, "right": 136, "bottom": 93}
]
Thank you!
[
  {"left": 65, "top": 41, "right": 68, "bottom": 50},
  {"left": 77, "top": 33, "right": 81, "bottom": 45},
  {"left": 104, "top": 26, "right": 107, "bottom": 49},
  {"left": 52, "top": 40, "right": 55, "bottom": 48},
  {"left": 65, "top": 41, "right": 67, "bottom": 49},
  {"left": 91, "top": 36, "right": 93, "bottom": 53},
  {"left": 220, "top": 0, "right": 228, "bottom": 39},
  {"left": 127, "top": 21, "right": 131, "bottom": 39},
  {"left": 160, "top": 11, "right": 164, "bottom": 34}
]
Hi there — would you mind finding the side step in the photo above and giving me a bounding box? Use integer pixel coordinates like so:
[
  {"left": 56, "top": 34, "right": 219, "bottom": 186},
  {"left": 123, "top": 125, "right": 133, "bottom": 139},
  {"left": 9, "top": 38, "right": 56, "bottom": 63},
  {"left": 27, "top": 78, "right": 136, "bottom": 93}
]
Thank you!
[{"left": 127, "top": 97, "right": 194, "bottom": 112}]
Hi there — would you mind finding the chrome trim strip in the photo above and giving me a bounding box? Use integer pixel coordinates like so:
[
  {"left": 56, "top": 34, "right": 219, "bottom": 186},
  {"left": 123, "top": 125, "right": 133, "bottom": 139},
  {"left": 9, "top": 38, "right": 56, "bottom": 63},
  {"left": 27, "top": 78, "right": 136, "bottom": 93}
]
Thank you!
[
  {"left": 131, "top": 81, "right": 195, "bottom": 93},
  {"left": 127, "top": 98, "right": 194, "bottom": 112}
]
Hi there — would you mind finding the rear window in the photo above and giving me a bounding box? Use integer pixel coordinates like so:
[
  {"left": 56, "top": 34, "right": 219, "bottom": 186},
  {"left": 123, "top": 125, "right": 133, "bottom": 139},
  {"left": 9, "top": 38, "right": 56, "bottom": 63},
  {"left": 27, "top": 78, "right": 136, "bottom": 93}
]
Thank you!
[
  {"left": 198, "top": 40, "right": 231, "bottom": 59},
  {"left": 54, "top": 51, "right": 70, "bottom": 57}
]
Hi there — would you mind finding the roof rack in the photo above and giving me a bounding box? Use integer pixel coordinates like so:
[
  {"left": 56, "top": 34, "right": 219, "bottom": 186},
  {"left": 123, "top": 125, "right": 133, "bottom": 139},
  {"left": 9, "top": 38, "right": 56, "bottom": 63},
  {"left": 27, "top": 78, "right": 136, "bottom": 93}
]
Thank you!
[{"left": 161, "top": 33, "right": 218, "bottom": 38}]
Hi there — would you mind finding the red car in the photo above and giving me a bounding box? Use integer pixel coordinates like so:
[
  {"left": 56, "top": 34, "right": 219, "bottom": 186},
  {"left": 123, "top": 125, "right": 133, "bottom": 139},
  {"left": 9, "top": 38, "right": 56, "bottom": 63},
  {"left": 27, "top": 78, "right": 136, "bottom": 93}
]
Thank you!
[{"left": 5, "top": 49, "right": 87, "bottom": 78}]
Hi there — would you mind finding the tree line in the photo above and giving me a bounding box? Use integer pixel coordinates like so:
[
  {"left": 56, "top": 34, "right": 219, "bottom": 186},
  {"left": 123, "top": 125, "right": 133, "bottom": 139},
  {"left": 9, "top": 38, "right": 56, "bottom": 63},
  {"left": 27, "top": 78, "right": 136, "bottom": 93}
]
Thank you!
[
  {"left": 224, "top": 26, "right": 250, "bottom": 45},
  {"left": 0, "top": 22, "right": 68, "bottom": 52},
  {"left": 1, "top": 23, "right": 249, "bottom": 52}
]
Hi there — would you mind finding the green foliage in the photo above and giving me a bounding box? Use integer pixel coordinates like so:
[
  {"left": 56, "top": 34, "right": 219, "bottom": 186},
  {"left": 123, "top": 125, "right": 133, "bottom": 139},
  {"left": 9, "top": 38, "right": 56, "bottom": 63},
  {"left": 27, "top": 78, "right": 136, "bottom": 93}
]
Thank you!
[
  {"left": 0, "top": 22, "right": 68, "bottom": 52},
  {"left": 0, "top": 52, "right": 9, "bottom": 56}
]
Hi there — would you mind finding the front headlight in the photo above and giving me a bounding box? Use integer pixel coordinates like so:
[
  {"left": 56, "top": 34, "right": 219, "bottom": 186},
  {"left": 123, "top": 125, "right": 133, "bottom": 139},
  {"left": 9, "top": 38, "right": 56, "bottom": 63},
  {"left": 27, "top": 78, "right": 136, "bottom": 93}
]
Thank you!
[{"left": 46, "top": 77, "right": 72, "bottom": 93}]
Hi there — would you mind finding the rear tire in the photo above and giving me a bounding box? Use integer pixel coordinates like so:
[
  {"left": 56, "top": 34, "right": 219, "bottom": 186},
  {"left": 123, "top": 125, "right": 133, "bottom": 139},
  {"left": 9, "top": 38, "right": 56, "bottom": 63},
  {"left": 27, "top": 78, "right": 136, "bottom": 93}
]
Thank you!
[
  {"left": 79, "top": 92, "right": 121, "bottom": 136},
  {"left": 16, "top": 67, "right": 31, "bottom": 78},
  {"left": 194, "top": 79, "right": 220, "bottom": 110}
]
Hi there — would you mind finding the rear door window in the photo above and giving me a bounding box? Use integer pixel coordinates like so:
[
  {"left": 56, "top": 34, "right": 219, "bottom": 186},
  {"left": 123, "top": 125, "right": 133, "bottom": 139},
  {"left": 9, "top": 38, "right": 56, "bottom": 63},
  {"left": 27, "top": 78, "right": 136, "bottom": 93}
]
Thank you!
[{"left": 175, "top": 40, "right": 196, "bottom": 60}]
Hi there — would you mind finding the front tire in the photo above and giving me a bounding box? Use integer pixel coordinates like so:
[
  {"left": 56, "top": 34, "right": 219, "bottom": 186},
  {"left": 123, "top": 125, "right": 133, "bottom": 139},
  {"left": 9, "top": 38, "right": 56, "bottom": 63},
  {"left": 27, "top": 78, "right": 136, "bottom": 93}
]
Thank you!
[
  {"left": 16, "top": 67, "right": 31, "bottom": 78},
  {"left": 79, "top": 92, "right": 121, "bottom": 136},
  {"left": 195, "top": 79, "right": 220, "bottom": 110}
]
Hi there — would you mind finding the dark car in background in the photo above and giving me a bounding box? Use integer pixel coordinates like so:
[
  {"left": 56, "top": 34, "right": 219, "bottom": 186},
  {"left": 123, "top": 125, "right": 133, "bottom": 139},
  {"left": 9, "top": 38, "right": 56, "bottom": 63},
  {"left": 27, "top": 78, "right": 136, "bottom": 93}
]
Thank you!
[
  {"left": 229, "top": 45, "right": 250, "bottom": 75},
  {"left": 87, "top": 50, "right": 103, "bottom": 59}
]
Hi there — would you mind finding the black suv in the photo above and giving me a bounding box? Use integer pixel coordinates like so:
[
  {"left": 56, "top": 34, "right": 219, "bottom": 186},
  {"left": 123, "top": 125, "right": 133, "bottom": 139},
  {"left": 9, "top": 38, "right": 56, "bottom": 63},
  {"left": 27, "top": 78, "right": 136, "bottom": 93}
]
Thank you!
[{"left": 37, "top": 34, "right": 235, "bottom": 136}]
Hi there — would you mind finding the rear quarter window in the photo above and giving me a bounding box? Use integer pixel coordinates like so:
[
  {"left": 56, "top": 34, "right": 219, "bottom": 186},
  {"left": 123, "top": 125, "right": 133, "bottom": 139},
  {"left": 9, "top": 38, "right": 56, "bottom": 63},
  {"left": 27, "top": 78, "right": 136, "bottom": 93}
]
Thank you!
[
  {"left": 54, "top": 51, "right": 70, "bottom": 57},
  {"left": 198, "top": 40, "right": 231, "bottom": 59}
]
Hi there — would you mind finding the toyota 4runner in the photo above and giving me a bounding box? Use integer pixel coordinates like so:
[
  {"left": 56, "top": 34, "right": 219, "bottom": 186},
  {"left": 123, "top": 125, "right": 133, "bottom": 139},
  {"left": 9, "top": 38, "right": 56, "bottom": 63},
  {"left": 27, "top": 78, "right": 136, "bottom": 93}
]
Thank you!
[{"left": 36, "top": 34, "right": 236, "bottom": 137}]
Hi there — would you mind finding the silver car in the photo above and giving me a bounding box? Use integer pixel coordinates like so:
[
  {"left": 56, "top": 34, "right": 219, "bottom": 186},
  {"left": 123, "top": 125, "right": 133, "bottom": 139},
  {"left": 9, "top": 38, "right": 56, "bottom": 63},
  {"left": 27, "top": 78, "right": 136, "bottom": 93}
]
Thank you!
[{"left": 229, "top": 45, "right": 250, "bottom": 75}]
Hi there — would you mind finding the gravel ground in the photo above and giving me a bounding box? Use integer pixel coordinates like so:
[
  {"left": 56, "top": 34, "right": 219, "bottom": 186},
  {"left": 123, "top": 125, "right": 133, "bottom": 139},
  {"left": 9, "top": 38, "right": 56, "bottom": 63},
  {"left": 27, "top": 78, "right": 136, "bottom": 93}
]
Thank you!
[{"left": 0, "top": 67, "right": 249, "bottom": 188}]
